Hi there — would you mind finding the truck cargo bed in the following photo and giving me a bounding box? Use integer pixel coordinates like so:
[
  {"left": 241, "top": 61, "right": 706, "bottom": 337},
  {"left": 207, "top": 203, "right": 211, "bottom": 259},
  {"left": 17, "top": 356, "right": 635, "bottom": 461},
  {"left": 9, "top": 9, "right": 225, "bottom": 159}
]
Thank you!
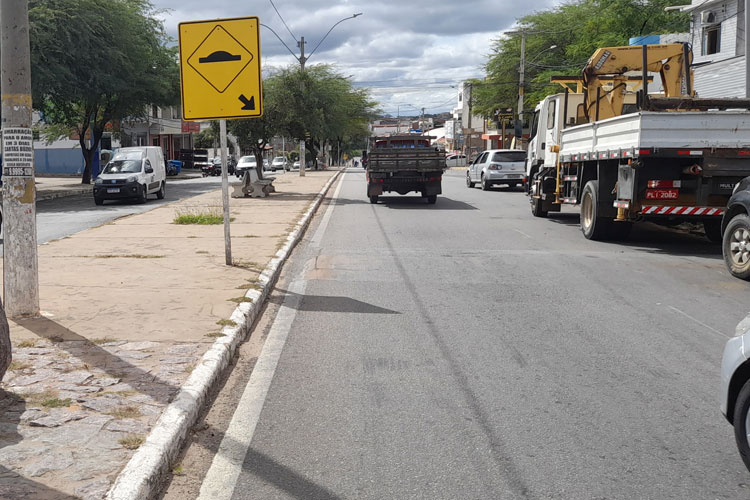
[
  {"left": 560, "top": 111, "right": 750, "bottom": 158},
  {"left": 368, "top": 148, "right": 446, "bottom": 172}
]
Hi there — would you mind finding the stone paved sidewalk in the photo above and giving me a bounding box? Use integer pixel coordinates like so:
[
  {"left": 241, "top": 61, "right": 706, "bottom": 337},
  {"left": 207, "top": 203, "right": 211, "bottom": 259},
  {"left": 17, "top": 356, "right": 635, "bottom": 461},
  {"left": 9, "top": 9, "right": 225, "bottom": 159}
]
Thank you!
[{"left": 0, "top": 170, "right": 338, "bottom": 499}]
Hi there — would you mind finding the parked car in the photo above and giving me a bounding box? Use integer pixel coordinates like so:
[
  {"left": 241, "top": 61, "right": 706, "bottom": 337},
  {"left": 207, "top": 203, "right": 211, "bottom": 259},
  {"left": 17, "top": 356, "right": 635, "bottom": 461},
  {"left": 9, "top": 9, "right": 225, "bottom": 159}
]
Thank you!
[
  {"left": 235, "top": 156, "right": 257, "bottom": 178},
  {"left": 271, "top": 156, "right": 289, "bottom": 172},
  {"left": 445, "top": 153, "right": 467, "bottom": 168},
  {"left": 722, "top": 176, "right": 750, "bottom": 280},
  {"left": 721, "top": 312, "right": 750, "bottom": 471},
  {"left": 466, "top": 149, "right": 526, "bottom": 190},
  {"left": 292, "top": 160, "right": 300, "bottom": 170},
  {"left": 94, "top": 146, "right": 166, "bottom": 205}
]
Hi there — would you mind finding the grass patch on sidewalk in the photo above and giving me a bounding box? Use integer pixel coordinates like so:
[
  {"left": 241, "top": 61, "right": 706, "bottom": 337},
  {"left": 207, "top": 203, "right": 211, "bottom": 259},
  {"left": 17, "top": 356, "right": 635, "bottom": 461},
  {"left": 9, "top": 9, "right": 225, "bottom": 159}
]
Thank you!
[
  {"left": 119, "top": 434, "right": 144, "bottom": 450},
  {"left": 107, "top": 406, "right": 142, "bottom": 419},
  {"left": 26, "top": 390, "right": 71, "bottom": 408},
  {"left": 173, "top": 206, "right": 233, "bottom": 225},
  {"left": 228, "top": 296, "right": 253, "bottom": 304}
]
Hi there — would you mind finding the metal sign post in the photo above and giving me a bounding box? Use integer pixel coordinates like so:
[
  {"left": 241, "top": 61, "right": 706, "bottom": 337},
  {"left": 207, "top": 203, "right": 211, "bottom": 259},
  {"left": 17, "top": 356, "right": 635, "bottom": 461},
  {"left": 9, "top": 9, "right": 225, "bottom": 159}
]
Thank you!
[
  {"left": 219, "top": 120, "right": 231, "bottom": 265},
  {"left": 178, "top": 16, "right": 263, "bottom": 266}
]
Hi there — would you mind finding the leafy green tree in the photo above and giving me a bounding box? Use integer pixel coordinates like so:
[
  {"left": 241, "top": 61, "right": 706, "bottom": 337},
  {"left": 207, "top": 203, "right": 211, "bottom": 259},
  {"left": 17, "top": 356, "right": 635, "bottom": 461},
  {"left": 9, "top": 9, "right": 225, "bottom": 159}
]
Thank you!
[
  {"left": 29, "top": 0, "right": 179, "bottom": 183},
  {"left": 473, "top": 0, "right": 689, "bottom": 121},
  {"left": 272, "top": 65, "right": 377, "bottom": 168}
]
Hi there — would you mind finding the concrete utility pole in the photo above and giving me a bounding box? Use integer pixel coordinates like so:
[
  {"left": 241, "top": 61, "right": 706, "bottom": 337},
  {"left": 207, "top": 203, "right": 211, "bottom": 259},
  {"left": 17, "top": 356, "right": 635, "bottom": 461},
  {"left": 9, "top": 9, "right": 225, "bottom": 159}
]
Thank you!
[
  {"left": 1, "top": 0, "right": 39, "bottom": 318},
  {"left": 517, "top": 32, "right": 526, "bottom": 138},
  {"left": 746, "top": 0, "right": 750, "bottom": 97},
  {"left": 298, "top": 36, "right": 306, "bottom": 177}
]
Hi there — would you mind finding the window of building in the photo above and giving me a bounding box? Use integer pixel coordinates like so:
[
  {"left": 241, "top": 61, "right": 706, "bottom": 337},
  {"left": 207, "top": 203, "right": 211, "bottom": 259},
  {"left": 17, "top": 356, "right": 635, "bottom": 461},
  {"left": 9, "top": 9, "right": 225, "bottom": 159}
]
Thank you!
[
  {"left": 152, "top": 105, "right": 159, "bottom": 118},
  {"left": 702, "top": 23, "right": 721, "bottom": 55}
]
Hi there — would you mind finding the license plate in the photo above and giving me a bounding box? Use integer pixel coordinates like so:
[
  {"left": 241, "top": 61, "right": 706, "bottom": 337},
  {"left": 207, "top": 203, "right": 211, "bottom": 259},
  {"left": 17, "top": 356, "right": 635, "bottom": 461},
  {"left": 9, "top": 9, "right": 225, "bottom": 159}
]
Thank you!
[
  {"left": 107, "top": 188, "right": 120, "bottom": 193},
  {"left": 645, "top": 188, "right": 679, "bottom": 200}
]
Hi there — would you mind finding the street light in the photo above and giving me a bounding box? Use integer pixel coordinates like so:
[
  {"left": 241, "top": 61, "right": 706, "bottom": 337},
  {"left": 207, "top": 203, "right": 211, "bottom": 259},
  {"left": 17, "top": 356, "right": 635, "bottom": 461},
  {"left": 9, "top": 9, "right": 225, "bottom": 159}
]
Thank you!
[{"left": 261, "top": 13, "right": 363, "bottom": 175}]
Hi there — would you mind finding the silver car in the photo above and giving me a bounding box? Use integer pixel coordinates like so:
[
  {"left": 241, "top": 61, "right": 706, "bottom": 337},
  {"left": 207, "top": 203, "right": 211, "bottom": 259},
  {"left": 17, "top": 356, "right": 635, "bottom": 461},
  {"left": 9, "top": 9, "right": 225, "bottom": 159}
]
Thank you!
[
  {"left": 466, "top": 149, "right": 526, "bottom": 191},
  {"left": 721, "top": 312, "right": 750, "bottom": 470}
]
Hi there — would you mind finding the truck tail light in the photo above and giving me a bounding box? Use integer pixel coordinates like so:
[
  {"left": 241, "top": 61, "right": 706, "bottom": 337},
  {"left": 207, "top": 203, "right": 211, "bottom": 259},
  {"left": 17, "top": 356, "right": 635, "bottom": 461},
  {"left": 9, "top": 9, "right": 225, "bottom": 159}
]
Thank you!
[{"left": 637, "top": 149, "right": 651, "bottom": 156}]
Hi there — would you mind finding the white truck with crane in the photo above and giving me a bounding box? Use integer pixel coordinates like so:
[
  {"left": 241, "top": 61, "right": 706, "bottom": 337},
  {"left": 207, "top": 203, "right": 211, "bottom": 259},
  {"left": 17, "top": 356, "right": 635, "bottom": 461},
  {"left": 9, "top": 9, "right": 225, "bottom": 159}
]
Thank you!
[{"left": 527, "top": 43, "right": 750, "bottom": 241}]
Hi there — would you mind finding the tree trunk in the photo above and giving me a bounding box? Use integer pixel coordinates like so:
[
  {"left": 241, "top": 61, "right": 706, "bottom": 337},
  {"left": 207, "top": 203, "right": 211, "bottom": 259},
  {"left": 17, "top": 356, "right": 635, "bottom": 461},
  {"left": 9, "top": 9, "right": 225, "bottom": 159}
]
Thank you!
[
  {"left": 81, "top": 146, "right": 93, "bottom": 184},
  {"left": 0, "top": 300, "right": 11, "bottom": 381}
]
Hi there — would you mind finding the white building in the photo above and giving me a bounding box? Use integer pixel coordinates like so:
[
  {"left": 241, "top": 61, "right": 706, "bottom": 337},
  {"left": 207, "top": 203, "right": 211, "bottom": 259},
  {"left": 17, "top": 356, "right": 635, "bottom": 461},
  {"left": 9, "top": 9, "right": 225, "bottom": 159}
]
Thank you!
[{"left": 680, "top": 0, "right": 746, "bottom": 97}]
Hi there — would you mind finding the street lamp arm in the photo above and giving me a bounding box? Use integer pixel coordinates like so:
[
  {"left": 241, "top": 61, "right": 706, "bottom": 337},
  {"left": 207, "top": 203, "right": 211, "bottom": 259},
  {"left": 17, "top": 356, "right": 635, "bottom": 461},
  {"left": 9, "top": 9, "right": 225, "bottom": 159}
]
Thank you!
[
  {"left": 260, "top": 23, "right": 300, "bottom": 61},
  {"left": 307, "top": 13, "right": 362, "bottom": 61}
]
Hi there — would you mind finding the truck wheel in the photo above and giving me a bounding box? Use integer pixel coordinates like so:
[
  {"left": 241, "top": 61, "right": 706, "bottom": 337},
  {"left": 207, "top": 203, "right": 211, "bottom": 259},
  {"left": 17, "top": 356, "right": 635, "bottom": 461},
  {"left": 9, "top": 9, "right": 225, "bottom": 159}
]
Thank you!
[
  {"left": 481, "top": 174, "right": 491, "bottom": 191},
  {"left": 156, "top": 181, "right": 165, "bottom": 200},
  {"left": 94, "top": 197, "right": 104, "bottom": 206},
  {"left": 369, "top": 195, "right": 379, "bottom": 204},
  {"left": 723, "top": 214, "right": 750, "bottom": 280},
  {"left": 466, "top": 173, "right": 475, "bottom": 188},
  {"left": 703, "top": 219, "right": 722, "bottom": 243},
  {"left": 580, "top": 180, "right": 610, "bottom": 240},
  {"left": 139, "top": 184, "right": 148, "bottom": 204},
  {"left": 427, "top": 195, "right": 437, "bottom": 204},
  {"left": 531, "top": 197, "right": 547, "bottom": 218},
  {"left": 733, "top": 378, "right": 750, "bottom": 471}
]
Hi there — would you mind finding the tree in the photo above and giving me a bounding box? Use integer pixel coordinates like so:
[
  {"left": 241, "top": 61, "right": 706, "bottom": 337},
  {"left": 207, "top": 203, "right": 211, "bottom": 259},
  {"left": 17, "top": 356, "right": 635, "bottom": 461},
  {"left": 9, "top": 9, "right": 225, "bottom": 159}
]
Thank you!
[
  {"left": 473, "top": 0, "right": 689, "bottom": 121},
  {"left": 29, "top": 0, "right": 179, "bottom": 184},
  {"left": 272, "top": 65, "right": 377, "bottom": 168}
]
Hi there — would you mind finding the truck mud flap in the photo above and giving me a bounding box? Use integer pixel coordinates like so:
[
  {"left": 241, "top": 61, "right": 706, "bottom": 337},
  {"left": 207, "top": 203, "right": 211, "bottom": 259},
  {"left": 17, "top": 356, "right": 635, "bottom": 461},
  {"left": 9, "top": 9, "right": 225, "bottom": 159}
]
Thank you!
[
  {"left": 423, "top": 183, "right": 442, "bottom": 196},
  {"left": 368, "top": 184, "right": 384, "bottom": 196}
]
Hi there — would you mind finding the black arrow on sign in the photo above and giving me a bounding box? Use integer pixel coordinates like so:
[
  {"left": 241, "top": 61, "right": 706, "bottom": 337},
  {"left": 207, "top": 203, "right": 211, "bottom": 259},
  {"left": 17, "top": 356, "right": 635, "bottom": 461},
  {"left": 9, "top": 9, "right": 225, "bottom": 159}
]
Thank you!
[{"left": 238, "top": 95, "right": 255, "bottom": 110}]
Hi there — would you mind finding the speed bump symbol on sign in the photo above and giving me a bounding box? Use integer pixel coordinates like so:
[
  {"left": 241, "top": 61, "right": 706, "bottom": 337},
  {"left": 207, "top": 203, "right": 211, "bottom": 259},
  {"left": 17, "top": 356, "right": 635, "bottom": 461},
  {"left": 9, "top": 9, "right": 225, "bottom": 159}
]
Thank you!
[{"left": 179, "top": 16, "right": 263, "bottom": 120}]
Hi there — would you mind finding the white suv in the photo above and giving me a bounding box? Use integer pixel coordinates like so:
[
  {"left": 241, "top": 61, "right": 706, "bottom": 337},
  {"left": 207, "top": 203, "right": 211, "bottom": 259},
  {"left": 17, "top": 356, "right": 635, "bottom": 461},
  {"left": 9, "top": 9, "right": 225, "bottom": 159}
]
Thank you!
[{"left": 466, "top": 149, "right": 526, "bottom": 191}]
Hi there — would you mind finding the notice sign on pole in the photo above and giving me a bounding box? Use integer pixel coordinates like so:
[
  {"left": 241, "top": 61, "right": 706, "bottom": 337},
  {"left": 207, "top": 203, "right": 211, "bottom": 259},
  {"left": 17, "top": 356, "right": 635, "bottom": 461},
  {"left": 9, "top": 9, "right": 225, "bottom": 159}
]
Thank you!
[
  {"left": 2, "top": 128, "right": 34, "bottom": 177},
  {"left": 179, "top": 16, "right": 263, "bottom": 121}
]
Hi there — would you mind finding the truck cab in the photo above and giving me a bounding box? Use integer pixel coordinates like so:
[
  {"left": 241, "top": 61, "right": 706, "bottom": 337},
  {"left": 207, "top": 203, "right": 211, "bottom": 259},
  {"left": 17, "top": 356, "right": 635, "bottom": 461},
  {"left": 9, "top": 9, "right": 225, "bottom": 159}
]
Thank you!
[{"left": 526, "top": 93, "right": 583, "bottom": 186}]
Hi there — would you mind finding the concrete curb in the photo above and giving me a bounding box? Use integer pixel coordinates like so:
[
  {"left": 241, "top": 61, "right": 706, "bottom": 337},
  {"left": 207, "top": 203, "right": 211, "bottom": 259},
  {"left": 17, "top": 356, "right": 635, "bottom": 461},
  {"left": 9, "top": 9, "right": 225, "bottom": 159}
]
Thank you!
[
  {"left": 37, "top": 187, "right": 93, "bottom": 202},
  {"left": 106, "top": 170, "right": 343, "bottom": 500}
]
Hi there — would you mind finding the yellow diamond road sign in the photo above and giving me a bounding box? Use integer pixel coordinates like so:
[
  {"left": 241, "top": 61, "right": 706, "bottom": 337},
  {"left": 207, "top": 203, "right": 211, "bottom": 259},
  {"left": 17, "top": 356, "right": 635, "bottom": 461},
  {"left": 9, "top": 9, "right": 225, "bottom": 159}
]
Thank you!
[{"left": 179, "top": 17, "right": 262, "bottom": 120}]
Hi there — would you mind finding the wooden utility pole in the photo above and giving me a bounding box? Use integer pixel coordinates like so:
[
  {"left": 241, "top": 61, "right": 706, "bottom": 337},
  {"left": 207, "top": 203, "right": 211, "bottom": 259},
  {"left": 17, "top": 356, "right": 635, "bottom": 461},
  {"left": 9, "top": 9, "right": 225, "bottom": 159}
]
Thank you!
[{"left": 1, "top": 0, "right": 39, "bottom": 318}]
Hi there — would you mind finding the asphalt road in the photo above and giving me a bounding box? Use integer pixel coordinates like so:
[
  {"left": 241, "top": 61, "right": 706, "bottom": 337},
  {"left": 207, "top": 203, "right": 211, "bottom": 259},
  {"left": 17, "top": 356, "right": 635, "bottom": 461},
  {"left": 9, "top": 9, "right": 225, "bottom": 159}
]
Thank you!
[
  {"left": 5, "top": 175, "right": 225, "bottom": 245},
  {"left": 165, "top": 168, "right": 750, "bottom": 499}
]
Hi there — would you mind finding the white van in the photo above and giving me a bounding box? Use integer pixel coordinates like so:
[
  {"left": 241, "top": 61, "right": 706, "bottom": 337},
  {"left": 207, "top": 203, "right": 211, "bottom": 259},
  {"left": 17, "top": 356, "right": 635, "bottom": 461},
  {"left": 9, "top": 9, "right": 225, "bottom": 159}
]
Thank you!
[{"left": 94, "top": 146, "right": 166, "bottom": 205}]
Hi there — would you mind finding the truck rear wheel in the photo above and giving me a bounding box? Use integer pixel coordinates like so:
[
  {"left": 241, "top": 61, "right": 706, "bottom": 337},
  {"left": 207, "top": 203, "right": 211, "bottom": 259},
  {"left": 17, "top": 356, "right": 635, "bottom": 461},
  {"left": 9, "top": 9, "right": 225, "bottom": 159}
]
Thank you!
[
  {"left": 723, "top": 214, "right": 750, "bottom": 280},
  {"left": 369, "top": 195, "right": 379, "bottom": 204},
  {"left": 580, "top": 180, "right": 610, "bottom": 240},
  {"left": 427, "top": 195, "right": 437, "bottom": 204}
]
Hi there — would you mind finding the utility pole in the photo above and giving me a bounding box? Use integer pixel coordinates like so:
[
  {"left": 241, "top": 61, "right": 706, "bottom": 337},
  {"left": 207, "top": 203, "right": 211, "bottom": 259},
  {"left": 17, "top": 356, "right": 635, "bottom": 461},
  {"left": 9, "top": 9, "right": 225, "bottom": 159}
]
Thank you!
[
  {"left": 1, "top": 0, "right": 39, "bottom": 318},
  {"left": 298, "top": 36, "right": 306, "bottom": 177},
  {"left": 517, "top": 32, "right": 526, "bottom": 141},
  {"left": 746, "top": 0, "right": 750, "bottom": 97}
]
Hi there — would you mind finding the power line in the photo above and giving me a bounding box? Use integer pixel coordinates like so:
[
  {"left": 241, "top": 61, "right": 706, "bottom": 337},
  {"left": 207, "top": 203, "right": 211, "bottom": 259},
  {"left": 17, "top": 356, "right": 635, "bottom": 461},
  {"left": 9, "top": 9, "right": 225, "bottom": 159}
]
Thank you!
[{"left": 268, "top": 0, "right": 297, "bottom": 43}]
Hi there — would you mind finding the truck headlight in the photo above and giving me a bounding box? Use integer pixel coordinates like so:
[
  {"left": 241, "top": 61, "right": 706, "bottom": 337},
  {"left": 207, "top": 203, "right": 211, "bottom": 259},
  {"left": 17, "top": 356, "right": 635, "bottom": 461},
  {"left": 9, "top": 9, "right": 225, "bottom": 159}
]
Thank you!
[{"left": 127, "top": 175, "right": 138, "bottom": 183}]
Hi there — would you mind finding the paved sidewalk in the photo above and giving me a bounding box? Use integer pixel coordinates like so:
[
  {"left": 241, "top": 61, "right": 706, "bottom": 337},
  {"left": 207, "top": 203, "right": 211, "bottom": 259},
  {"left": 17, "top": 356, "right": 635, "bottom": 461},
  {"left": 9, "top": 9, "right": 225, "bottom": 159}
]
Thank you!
[{"left": 0, "top": 170, "right": 339, "bottom": 499}]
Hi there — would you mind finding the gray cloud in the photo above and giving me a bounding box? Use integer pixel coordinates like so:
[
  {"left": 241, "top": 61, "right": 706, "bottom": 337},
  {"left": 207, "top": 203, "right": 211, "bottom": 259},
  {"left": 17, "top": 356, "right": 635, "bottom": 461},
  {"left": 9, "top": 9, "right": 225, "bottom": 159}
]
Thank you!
[{"left": 157, "top": 0, "right": 559, "bottom": 114}]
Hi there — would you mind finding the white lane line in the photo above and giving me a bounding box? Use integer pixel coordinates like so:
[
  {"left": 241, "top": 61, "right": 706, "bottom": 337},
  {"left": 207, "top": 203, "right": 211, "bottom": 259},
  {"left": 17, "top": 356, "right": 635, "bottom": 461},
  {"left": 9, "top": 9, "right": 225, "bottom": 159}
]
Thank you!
[
  {"left": 513, "top": 228, "right": 532, "bottom": 239},
  {"left": 310, "top": 170, "right": 346, "bottom": 248},
  {"left": 197, "top": 171, "right": 344, "bottom": 500},
  {"left": 197, "top": 277, "right": 308, "bottom": 500},
  {"left": 668, "top": 305, "right": 730, "bottom": 339}
]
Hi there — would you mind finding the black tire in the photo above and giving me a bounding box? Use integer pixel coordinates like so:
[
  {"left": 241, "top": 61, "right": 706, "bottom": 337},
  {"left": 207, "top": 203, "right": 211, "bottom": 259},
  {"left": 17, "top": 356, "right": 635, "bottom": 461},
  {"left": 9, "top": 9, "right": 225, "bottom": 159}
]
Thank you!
[
  {"left": 703, "top": 219, "right": 722, "bottom": 243},
  {"left": 507, "top": 182, "right": 517, "bottom": 189},
  {"left": 156, "top": 181, "right": 165, "bottom": 200},
  {"left": 139, "top": 184, "right": 148, "bottom": 204},
  {"left": 733, "top": 378, "right": 750, "bottom": 471},
  {"left": 427, "top": 195, "right": 437, "bottom": 204},
  {"left": 94, "top": 197, "right": 104, "bottom": 206},
  {"left": 531, "top": 197, "right": 547, "bottom": 218},
  {"left": 723, "top": 214, "right": 750, "bottom": 280},
  {"left": 369, "top": 195, "right": 379, "bottom": 204},
  {"left": 466, "top": 174, "right": 475, "bottom": 188},
  {"left": 580, "top": 180, "right": 610, "bottom": 240},
  {"left": 481, "top": 174, "right": 491, "bottom": 191}
]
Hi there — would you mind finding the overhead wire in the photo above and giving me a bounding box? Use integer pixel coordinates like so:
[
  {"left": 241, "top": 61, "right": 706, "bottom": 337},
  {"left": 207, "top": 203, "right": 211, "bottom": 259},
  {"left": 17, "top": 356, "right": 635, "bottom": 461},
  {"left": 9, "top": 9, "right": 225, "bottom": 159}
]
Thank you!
[{"left": 268, "top": 0, "right": 298, "bottom": 43}]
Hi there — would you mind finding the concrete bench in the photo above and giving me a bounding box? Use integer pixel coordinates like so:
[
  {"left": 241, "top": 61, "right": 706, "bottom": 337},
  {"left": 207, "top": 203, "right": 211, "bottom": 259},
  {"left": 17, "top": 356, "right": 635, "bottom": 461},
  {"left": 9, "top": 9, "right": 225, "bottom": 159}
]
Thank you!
[{"left": 231, "top": 169, "right": 276, "bottom": 198}]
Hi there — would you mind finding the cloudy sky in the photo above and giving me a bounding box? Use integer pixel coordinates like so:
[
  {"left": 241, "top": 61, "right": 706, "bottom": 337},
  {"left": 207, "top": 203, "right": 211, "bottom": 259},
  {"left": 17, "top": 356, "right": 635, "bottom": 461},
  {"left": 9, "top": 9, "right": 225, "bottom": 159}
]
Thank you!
[{"left": 155, "top": 0, "right": 558, "bottom": 116}]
